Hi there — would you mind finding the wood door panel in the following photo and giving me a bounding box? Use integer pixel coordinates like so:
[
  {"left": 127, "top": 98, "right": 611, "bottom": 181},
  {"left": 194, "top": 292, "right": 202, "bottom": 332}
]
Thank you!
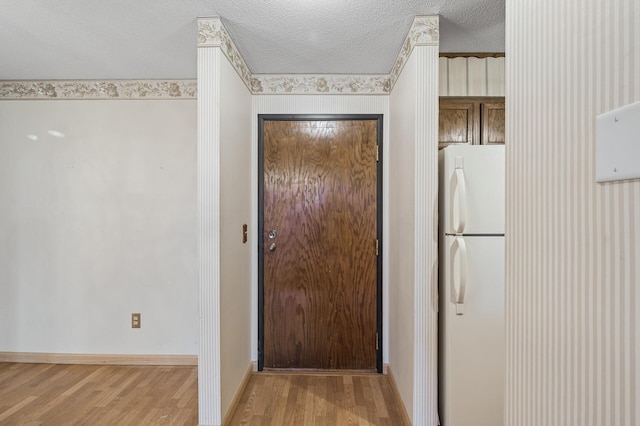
[
  {"left": 439, "top": 97, "right": 505, "bottom": 148},
  {"left": 481, "top": 101, "right": 506, "bottom": 144},
  {"left": 438, "top": 100, "right": 478, "bottom": 149},
  {"left": 263, "top": 120, "right": 378, "bottom": 369}
]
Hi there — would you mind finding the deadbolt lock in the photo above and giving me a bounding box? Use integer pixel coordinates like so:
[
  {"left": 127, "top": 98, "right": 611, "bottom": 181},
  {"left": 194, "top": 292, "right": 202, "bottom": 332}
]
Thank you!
[{"left": 268, "top": 230, "right": 277, "bottom": 239}]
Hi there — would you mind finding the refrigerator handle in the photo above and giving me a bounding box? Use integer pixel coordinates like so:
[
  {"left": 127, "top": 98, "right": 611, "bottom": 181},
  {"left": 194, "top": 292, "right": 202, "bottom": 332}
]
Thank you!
[
  {"left": 452, "top": 164, "right": 467, "bottom": 234},
  {"left": 451, "top": 236, "right": 468, "bottom": 315}
]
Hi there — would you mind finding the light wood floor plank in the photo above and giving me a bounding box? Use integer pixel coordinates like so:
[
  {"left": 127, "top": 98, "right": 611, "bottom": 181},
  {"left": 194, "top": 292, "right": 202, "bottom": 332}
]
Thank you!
[
  {"left": 1, "top": 363, "right": 408, "bottom": 425},
  {"left": 226, "top": 372, "right": 409, "bottom": 426},
  {"left": 0, "top": 363, "right": 198, "bottom": 425}
]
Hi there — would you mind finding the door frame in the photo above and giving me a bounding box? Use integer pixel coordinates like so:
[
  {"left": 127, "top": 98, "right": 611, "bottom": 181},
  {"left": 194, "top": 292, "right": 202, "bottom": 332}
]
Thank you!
[{"left": 257, "top": 114, "right": 384, "bottom": 373}]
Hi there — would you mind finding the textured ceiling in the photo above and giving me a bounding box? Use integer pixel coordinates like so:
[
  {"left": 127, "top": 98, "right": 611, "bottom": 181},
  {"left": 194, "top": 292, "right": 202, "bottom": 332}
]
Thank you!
[{"left": 0, "top": 0, "right": 504, "bottom": 80}]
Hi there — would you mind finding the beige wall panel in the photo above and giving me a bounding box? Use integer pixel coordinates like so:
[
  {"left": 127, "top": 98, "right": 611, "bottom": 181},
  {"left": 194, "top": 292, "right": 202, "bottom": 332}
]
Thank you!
[
  {"left": 219, "top": 54, "right": 252, "bottom": 420},
  {"left": 389, "top": 52, "right": 417, "bottom": 422},
  {"left": 467, "top": 57, "right": 488, "bottom": 96},
  {"left": 447, "top": 57, "right": 468, "bottom": 96},
  {"left": 486, "top": 57, "right": 505, "bottom": 96},
  {"left": 442, "top": 57, "right": 505, "bottom": 97},
  {"left": 439, "top": 57, "right": 449, "bottom": 96}
]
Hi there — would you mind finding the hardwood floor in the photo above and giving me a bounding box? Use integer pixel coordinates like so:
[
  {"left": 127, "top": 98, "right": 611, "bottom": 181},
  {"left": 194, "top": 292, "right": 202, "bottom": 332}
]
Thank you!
[
  {"left": 0, "top": 364, "right": 408, "bottom": 425},
  {"left": 0, "top": 362, "right": 198, "bottom": 425},
  {"left": 226, "top": 372, "right": 410, "bottom": 425}
]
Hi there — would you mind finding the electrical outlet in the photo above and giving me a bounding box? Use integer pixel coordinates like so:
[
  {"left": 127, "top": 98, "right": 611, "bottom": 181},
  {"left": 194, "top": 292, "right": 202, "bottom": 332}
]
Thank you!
[{"left": 131, "top": 313, "right": 141, "bottom": 328}]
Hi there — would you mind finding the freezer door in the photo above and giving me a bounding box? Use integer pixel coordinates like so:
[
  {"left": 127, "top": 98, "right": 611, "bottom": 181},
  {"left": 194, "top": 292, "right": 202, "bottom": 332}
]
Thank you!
[
  {"left": 439, "top": 145, "right": 505, "bottom": 235},
  {"left": 440, "top": 235, "right": 504, "bottom": 426}
]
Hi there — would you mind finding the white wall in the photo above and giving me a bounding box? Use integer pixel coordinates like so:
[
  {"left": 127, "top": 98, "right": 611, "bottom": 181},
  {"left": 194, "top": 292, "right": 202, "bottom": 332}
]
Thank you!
[
  {"left": 506, "top": 0, "right": 640, "bottom": 424},
  {"left": 219, "top": 57, "right": 253, "bottom": 418},
  {"left": 0, "top": 99, "right": 198, "bottom": 355},
  {"left": 388, "top": 52, "right": 417, "bottom": 420}
]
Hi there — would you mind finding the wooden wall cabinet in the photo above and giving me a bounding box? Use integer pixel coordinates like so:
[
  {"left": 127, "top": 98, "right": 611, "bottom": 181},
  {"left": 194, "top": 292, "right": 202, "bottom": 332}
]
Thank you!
[{"left": 439, "top": 97, "right": 505, "bottom": 149}]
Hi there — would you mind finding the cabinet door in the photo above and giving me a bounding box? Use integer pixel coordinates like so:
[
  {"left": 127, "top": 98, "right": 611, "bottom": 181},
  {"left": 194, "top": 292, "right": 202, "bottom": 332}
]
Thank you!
[
  {"left": 439, "top": 100, "right": 479, "bottom": 149},
  {"left": 481, "top": 101, "right": 505, "bottom": 145}
]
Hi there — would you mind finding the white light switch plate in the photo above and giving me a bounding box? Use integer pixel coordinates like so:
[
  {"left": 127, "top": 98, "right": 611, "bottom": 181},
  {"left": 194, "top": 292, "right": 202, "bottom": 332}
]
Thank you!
[{"left": 596, "top": 100, "right": 640, "bottom": 183}]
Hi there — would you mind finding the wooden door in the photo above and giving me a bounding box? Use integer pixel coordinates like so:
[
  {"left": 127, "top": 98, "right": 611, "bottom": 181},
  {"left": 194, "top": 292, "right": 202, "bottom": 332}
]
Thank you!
[{"left": 259, "top": 117, "right": 381, "bottom": 371}]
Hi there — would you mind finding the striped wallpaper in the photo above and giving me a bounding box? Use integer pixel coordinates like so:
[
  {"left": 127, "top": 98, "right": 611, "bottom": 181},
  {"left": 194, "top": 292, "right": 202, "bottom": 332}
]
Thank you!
[
  {"left": 413, "top": 45, "right": 440, "bottom": 426},
  {"left": 505, "top": 0, "right": 639, "bottom": 425},
  {"left": 197, "top": 43, "right": 222, "bottom": 426}
]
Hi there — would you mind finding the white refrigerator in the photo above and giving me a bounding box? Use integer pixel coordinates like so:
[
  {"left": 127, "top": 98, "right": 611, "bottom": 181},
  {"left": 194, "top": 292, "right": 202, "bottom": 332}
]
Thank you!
[{"left": 438, "top": 145, "right": 505, "bottom": 426}]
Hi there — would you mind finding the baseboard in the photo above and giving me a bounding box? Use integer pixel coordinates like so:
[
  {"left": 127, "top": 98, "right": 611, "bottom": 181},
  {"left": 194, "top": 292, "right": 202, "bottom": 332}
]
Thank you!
[
  {"left": 387, "top": 365, "right": 412, "bottom": 425},
  {"left": 222, "top": 363, "right": 254, "bottom": 425},
  {"left": 0, "top": 352, "right": 198, "bottom": 366}
]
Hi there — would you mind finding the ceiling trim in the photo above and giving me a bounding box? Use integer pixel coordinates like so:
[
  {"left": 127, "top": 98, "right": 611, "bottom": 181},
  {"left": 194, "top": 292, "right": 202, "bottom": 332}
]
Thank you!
[
  {"left": 199, "top": 15, "right": 439, "bottom": 96},
  {"left": 197, "top": 17, "right": 253, "bottom": 89},
  {"left": 388, "top": 15, "right": 439, "bottom": 92},
  {"left": 0, "top": 80, "right": 197, "bottom": 100},
  {"left": 250, "top": 74, "right": 391, "bottom": 95},
  {"left": 0, "top": 15, "right": 439, "bottom": 99}
]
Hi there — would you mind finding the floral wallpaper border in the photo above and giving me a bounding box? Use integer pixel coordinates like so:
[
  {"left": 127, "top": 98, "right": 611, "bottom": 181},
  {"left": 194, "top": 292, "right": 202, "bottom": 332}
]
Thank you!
[
  {"left": 388, "top": 16, "right": 439, "bottom": 90},
  {"left": 197, "top": 17, "right": 254, "bottom": 90},
  {"left": 0, "top": 16, "right": 438, "bottom": 99},
  {"left": 0, "top": 80, "right": 197, "bottom": 100},
  {"left": 198, "top": 15, "right": 439, "bottom": 95},
  {"left": 250, "top": 74, "right": 392, "bottom": 95}
]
